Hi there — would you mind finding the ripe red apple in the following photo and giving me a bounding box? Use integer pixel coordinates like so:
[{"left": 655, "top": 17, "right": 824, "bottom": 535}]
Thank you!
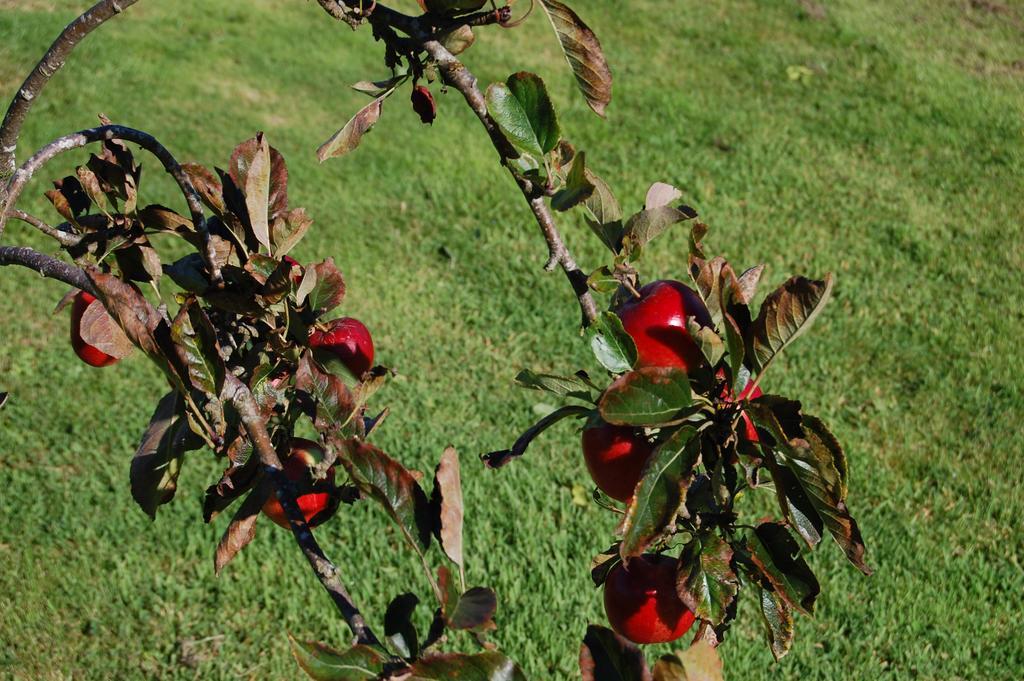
[
  {"left": 582, "top": 420, "right": 653, "bottom": 503},
  {"left": 603, "top": 554, "right": 696, "bottom": 644},
  {"left": 615, "top": 280, "right": 712, "bottom": 374},
  {"left": 309, "top": 317, "right": 375, "bottom": 378},
  {"left": 70, "top": 291, "right": 119, "bottom": 368},
  {"left": 262, "top": 438, "right": 337, "bottom": 529}
]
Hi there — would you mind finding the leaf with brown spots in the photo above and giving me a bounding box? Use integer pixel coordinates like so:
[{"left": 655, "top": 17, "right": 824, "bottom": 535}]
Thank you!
[{"left": 539, "top": 0, "right": 613, "bottom": 117}]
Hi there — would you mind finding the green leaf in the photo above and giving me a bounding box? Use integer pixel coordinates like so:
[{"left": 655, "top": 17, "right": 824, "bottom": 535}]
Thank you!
[
  {"left": 587, "top": 266, "right": 620, "bottom": 294},
  {"left": 288, "top": 636, "right": 386, "bottom": 681},
  {"left": 622, "top": 205, "right": 694, "bottom": 259},
  {"left": 538, "top": 0, "right": 613, "bottom": 117},
  {"left": 295, "top": 354, "right": 357, "bottom": 434},
  {"left": 407, "top": 652, "right": 526, "bottom": 681},
  {"left": 588, "top": 311, "right": 638, "bottom": 373},
  {"left": 552, "top": 151, "right": 595, "bottom": 212},
  {"left": 170, "top": 297, "right": 225, "bottom": 397},
  {"left": 620, "top": 426, "right": 699, "bottom": 560},
  {"left": 758, "top": 587, "right": 794, "bottom": 661},
  {"left": 599, "top": 367, "right": 693, "bottom": 426},
  {"left": 746, "top": 522, "right": 820, "bottom": 615},
  {"left": 515, "top": 368, "right": 594, "bottom": 401},
  {"left": 583, "top": 169, "right": 622, "bottom": 224},
  {"left": 130, "top": 392, "right": 190, "bottom": 519},
  {"left": 686, "top": 319, "right": 725, "bottom": 368},
  {"left": 579, "top": 624, "right": 650, "bottom": 681},
  {"left": 678, "top": 534, "right": 739, "bottom": 626},
  {"left": 485, "top": 72, "right": 560, "bottom": 157},
  {"left": 780, "top": 418, "right": 869, "bottom": 574},
  {"left": 341, "top": 440, "right": 433, "bottom": 553},
  {"left": 751, "top": 275, "right": 834, "bottom": 372},
  {"left": 297, "top": 258, "right": 346, "bottom": 315},
  {"left": 721, "top": 312, "right": 745, "bottom": 383},
  {"left": 748, "top": 399, "right": 868, "bottom": 572}
]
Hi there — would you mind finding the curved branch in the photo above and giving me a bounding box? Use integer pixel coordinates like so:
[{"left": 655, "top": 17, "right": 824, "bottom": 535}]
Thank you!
[
  {"left": 0, "top": 124, "right": 221, "bottom": 282},
  {"left": 0, "top": 245, "right": 96, "bottom": 294},
  {"left": 4, "top": 209, "right": 82, "bottom": 247},
  {"left": 223, "top": 374, "right": 382, "bottom": 648},
  {"left": 0, "top": 0, "right": 141, "bottom": 180},
  {"left": 422, "top": 39, "right": 599, "bottom": 326},
  {"left": 315, "top": 3, "right": 599, "bottom": 326}
]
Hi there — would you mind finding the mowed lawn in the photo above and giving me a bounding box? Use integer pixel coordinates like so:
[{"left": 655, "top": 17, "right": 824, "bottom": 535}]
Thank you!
[{"left": 1, "top": 0, "right": 1023, "bottom": 678}]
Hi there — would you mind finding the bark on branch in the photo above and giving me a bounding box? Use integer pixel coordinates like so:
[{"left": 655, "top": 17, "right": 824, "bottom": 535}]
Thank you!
[
  {"left": 0, "top": 245, "right": 96, "bottom": 294},
  {"left": 0, "top": 0, "right": 141, "bottom": 180},
  {"left": 223, "top": 374, "right": 382, "bottom": 648},
  {"left": 0, "top": 124, "right": 221, "bottom": 282}
]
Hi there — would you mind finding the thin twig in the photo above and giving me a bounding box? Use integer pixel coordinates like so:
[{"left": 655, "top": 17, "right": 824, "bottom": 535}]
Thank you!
[
  {"left": 422, "top": 39, "right": 598, "bottom": 326},
  {"left": 0, "top": 245, "right": 96, "bottom": 294},
  {"left": 315, "top": 2, "right": 599, "bottom": 326},
  {"left": 0, "top": 0, "right": 141, "bottom": 181},
  {"left": 4, "top": 209, "right": 81, "bottom": 247},
  {"left": 0, "top": 125, "right": 221, "bottom": 282},
  {"left": 223, "top": 374, "right": 382, "bottom": 648}
]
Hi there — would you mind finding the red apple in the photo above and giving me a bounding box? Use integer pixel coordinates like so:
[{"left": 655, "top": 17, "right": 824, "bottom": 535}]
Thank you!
[
  {"left": 70, "top": 291, "right": 119, "bottom": 368},
  {"left": 603, "top": 554, "right": 696, "bottom": 644},
  {"left": 615, "top": 280, "right": 712, "bottom": 374},
  {"left": 262, "top": 438, "right": 337, "bottom": 529},
  {"left": 582, "top": 421, "right": 653, "bottom": 503},
  {"left": 309, "top": 317, "right": 375, "bottom": 378}
]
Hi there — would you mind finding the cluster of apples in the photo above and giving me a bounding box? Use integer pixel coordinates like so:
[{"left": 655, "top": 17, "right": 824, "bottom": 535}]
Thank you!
[
  {"left": 585, "top": 280, "right": 760, "bottom": 645},
  {"left": 67, "top": 270, "right": 377, "bottom": 532},
  {"left": 263, "top": 315, "right": 375, "bottom": 530}
]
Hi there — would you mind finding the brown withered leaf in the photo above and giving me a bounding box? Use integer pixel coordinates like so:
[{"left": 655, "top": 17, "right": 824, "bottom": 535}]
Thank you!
[
  {"left": 432, "top": 446, "right": 464, "bottom": 570},
  {"left": 214, "top": 483, "right": 270, "bottom": 575},
  {"left": 86, "top": 270, "right": 164, "bottom": 359},
  {"left": 230, "top": 133, "right": 272, "bottom": 250},
  {"left": 78, "top": 296, "right": 135, "bottom": 359},
  {"left": 181, "top": 163, "right": 225, "bottom": 215},
  {"left": 317, "top": 93, "right": 390, "bottom": 162},
  {"left": 539, "top": 0, "right": 613, "bottom": 117}
]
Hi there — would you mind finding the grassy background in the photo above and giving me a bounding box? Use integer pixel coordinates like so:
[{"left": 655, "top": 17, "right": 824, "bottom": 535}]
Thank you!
[{"left": 1, "top": 0, "right": 1023, "bottom": 678}]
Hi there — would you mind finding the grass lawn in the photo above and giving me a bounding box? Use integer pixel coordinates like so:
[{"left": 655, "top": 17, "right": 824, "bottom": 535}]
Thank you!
[{"left": 1, "top": 0, "right": 1023, "bottom": 678}]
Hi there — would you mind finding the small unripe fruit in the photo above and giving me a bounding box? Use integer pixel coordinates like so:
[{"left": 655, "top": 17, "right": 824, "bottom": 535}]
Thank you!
[
  {"left": 603, "top": 554, "right": 696, "bottom": 645},
  {"left": 70, "top": 291, "right": 119, "bottom": 368},
  {"left": 411, "top": 85, "right": 437, "bottom": 125},
  {"left": 262, "top": 438, "right": 337, "bottom": 530},
  {"left": 582, "top": 421, "right": 653, "bottom": 502},
  {"left": 615, "top": 280, "right": 712, "bottom": 374}
]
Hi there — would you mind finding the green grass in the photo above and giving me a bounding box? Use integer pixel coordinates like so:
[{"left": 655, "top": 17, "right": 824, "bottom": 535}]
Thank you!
[{"left": 1, "top": 0, "right": 1023, "bottom": 678}]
